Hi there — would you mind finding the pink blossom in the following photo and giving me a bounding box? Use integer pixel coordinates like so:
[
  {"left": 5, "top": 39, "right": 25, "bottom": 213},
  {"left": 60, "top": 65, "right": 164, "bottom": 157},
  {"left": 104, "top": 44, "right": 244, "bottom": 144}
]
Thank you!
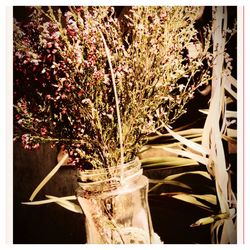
[
  {"left": 24, "top": 145, "right": 31, "bottom": 149},
  {"left": 33, "top": 143, "right": 40, "bottom": 149},
  {"left": 41, "top": 127, "right": 47, "bottom": 136}
]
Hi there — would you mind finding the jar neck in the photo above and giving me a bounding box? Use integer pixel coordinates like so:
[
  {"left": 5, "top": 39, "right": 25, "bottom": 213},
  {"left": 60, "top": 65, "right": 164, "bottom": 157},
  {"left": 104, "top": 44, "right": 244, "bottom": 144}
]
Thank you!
[{"left": 77, "top": 157, "right": 142, "bottom": 193}]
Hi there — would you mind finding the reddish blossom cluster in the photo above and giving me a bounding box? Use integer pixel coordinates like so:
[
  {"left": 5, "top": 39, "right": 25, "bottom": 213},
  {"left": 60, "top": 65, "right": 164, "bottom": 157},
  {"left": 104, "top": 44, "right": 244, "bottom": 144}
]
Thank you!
[
  {"left": 21, "top": 134, "right": 40, "bottom": 150},
  {"left": 13, "top": 7, "right": 118, "bottom": 168},
  {"left": 14, "top": 6, "right": 214, "bottom": 169}
]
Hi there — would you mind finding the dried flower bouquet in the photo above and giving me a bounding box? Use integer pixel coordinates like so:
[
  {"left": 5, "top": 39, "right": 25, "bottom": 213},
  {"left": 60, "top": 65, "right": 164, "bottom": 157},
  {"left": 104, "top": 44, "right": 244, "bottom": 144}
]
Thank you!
[{"left": 14, "top": 6, "right": 212, "bottom": 172}]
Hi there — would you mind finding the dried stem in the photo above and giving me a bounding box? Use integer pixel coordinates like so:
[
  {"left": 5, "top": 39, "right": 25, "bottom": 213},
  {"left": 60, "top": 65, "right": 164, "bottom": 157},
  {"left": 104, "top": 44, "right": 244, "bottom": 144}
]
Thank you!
[{"left": 98, "top": 29, "right": 125, "bottom": 181}]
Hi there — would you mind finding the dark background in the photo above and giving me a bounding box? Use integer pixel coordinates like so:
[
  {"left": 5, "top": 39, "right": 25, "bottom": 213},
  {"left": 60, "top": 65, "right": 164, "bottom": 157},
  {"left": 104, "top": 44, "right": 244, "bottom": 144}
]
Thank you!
[{"left": 13, "top": 6, "right": 237, "bottom": 244}]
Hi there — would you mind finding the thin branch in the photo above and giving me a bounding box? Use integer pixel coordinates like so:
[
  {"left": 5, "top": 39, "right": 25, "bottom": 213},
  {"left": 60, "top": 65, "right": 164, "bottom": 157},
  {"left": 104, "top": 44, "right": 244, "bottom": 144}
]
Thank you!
[{"left": 98, "top": 29, "right": 125, "bottom": 182}]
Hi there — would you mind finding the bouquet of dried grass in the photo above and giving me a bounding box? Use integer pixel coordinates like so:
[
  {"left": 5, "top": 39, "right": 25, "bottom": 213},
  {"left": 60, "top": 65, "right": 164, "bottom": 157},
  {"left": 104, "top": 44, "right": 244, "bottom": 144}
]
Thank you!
[{"left": 14, "top": 6, "right": 212, "bottom": 172}]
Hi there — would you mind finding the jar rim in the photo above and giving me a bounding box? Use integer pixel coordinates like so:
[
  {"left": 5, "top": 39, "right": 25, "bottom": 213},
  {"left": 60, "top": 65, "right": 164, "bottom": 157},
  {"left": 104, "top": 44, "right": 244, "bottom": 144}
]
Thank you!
[
  {"left": 79, "top": 157, "right": 140, "bottom": 175},
  {"left": 77, "top": 157, "right": 141, "bottom": 185}
]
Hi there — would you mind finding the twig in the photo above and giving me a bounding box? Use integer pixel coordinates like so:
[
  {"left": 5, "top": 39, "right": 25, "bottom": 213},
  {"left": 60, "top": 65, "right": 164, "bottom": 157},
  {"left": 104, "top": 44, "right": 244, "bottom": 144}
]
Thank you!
[{"left": 98, "top": 29, "right": 125, "bottom": 182}]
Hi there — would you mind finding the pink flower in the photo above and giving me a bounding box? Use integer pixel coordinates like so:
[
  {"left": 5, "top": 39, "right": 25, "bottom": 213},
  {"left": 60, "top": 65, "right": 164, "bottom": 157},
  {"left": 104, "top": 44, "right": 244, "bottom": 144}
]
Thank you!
[
  {"left": 21, "top": 134, "right": 29, "bottom": 143},
  {"left": 41, "top": 127, "right": 47, "bottom": 136},
  {"left": 61, "top": 107, "right": 67, "bottom": 114},
  {"left": 33, "top": 143, "right": 40, "bottom": 149},
  {"left": 24, "top": 145, "right": 31, "bottom": 150},
  {"left": 78, "top": 89, "right": 84, "bottom": 97}
]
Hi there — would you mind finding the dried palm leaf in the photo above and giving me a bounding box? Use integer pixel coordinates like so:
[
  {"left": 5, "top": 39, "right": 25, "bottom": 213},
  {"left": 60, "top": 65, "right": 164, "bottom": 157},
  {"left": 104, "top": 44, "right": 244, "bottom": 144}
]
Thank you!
[
  {"left": 172, "top": 194, "right": 216, "bottom": 210},
  {"left": 29, "top": 153, "right": 69, "bottom": 201},
  {"left": 190, "top": 209, "right": 235, "bottom": 227}
]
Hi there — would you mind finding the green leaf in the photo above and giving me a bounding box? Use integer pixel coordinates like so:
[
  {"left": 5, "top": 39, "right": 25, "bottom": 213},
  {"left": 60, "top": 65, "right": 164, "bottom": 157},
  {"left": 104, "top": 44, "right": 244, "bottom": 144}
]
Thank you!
[
  {"left": 141, "top": 156, "right": 199, "bottom": 169},
  {"left": 199, "top": 109, "right": 237, "bottom": 119},
  {"left": 149, "top": 179, "right": 191, "bottom": 192},
  {"left": 150, "top": 146, "right": 208, "bottom": 165},
  {"left": 190, "top": 209, "right": 235, "bottom": 227},
  {"left": 165, "top": 170, "right": 212, "bottom": 181},
  {"left": 22, "top": 195, "right": 76, "bottom": 205},
  {"left": 172, "top": 194, "right": 216, "bottom": 209},
  {"left": 191, "top": 194, "right": 217, "bottom": 205},
  {"left": 29, "top": 153, "right": 69, "bottom": 201},
  {"left": 165, "top": 126, "right": 208, "bottom": 155},
  {"left": 46, "top": 195, "right": 83, "bottom": 214}
]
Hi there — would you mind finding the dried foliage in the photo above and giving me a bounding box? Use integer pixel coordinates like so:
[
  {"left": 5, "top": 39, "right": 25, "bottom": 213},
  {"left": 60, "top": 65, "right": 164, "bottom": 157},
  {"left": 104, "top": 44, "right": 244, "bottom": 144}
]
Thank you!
[
  {"left": 141, "top": 6, "right": 237, "bottom": 244},
  {"left": 15, "top": 6, "right": 238, "bottom": 244},
  {"left": 14, "top": 6, "right": 212, "bottom": 170}
]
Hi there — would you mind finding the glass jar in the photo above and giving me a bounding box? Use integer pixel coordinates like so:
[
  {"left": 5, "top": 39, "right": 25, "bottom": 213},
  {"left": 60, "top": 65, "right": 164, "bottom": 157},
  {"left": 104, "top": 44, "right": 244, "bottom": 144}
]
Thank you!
[{"left": 76, "top": 158, "right": 159, "bottom": 244}]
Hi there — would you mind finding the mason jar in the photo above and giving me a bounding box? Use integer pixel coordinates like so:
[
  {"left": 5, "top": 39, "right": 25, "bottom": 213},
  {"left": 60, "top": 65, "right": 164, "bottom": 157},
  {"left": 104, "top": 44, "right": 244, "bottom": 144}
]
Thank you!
[{"left": 76, "top": 158, "right": 160, "bottom": 244}]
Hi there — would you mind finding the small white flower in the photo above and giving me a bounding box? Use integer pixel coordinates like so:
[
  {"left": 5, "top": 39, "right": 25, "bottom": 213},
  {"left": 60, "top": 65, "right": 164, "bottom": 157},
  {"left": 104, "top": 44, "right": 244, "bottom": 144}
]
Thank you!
[{"left": 178, "top": 84, "right": 185, "bottom": 92}]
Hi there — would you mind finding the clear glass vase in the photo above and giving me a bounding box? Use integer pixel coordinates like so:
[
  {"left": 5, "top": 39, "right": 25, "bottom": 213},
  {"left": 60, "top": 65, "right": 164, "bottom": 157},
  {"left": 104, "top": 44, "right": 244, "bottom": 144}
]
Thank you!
[{"left": 76, "top": 158, "right": 159, "bottom": 244}]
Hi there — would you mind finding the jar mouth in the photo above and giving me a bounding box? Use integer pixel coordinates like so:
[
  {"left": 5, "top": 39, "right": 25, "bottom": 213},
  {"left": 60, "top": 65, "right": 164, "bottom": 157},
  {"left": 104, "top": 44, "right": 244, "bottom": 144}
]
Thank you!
[{"left": 77, "top": 157, "right": 142, "bottom": 189}]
